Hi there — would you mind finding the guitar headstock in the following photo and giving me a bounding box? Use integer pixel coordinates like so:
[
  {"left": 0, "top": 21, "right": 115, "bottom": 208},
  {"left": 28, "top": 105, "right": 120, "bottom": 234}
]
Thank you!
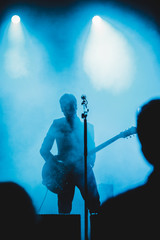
[{"left": 120, "top": 126, "right": 137, "bottom": 138}]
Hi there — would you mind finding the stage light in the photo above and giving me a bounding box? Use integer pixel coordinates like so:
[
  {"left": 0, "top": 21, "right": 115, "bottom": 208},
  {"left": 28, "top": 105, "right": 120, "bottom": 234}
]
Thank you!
[
  {"left": 92, "top": 15, "right": 102, "bottom": 24},
  {"left": 83, "top": 18, "right": 134, "bottom": 93},
  {"left": 11, "top": 15, "right": 20, "bottom": 24}
]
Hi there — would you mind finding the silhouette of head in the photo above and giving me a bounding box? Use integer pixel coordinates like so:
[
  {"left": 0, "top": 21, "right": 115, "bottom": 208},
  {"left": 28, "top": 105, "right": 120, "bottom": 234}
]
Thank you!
[
  {"left": 0, "top": 181, "right": 37, "bottom": 237},
  {"left": 60, "top": 93, "right": 77, "bottom": 120},
  {"left": 137, "top": 99, "right": 160, "bottom": 169}
]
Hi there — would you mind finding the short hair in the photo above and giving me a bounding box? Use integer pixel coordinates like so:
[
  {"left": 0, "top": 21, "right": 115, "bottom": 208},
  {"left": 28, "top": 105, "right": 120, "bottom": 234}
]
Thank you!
[
  {"left": 137, "top": 99, "right": 160, "bottom": 145},
  {"left": 59, "top": 93, "right": 77, "bottom": 109}
]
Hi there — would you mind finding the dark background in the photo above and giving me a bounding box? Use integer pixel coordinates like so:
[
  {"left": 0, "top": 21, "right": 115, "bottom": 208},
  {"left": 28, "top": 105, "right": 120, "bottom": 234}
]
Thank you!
[{"left": 0, "top": 0, "right": 160, "bottom": 27}]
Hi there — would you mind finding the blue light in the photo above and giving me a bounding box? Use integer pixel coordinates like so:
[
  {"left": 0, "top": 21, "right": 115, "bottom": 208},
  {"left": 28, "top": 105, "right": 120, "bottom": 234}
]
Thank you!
[{"left": 11, "top": 15, "right": 20, "bottom": 24}]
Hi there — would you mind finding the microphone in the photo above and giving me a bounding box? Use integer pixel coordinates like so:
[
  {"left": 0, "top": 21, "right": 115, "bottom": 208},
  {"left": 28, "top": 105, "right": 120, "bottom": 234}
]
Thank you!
[{"left": 81, "top": 95, "right": 86, "bottom": 100}]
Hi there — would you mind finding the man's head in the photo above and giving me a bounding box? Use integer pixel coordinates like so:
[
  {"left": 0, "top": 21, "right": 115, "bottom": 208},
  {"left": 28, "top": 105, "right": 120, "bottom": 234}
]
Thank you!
[
  {"left": 60, "top": 93, "right": 77, "bottom": 120},
  {"left": 137, "top": 98, "right": 160, "bottom": 168}
]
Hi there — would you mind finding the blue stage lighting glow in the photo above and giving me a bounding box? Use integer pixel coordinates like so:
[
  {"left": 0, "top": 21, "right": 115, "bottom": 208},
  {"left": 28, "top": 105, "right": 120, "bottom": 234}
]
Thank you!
[
  {"left": 83, "top": 17, "right": 134, "bottom": 93},
  {"left": 11, "top": 15, "right": 20, "bottom": 24}
]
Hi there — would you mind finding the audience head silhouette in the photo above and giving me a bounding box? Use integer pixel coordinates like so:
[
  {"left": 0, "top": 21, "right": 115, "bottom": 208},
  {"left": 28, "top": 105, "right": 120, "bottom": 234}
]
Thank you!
[
  {"left": 0, "top": 181, "right": 37, "bottom": 238},
  {"left": 94, "top": 98, "right": 160, "bottom": 240},
  {"left": 137, "top": 98, "right": 160, "bottom": 169}
]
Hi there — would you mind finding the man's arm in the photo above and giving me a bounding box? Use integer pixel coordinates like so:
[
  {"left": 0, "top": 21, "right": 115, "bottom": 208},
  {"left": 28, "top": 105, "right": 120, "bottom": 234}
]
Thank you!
[{"left": 40, "top": 121, "right": 56, "bottom": 162}]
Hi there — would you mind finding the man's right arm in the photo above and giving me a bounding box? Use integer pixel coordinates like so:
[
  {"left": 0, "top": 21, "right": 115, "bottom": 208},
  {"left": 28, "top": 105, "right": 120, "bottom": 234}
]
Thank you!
[{"left": 40, "top": 121, "right": 56, "bottom": 162}]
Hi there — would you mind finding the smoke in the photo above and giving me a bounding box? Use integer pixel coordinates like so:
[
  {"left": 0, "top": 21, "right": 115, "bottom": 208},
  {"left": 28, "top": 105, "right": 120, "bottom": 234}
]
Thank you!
[{"left": 0, "top": 3, "right": 159, "bottom": 223}]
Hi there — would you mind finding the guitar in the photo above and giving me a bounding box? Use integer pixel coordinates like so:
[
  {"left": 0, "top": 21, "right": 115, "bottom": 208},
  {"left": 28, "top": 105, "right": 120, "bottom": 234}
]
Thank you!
[{"left": 42, "top": 126, "right": 137, "bottom": 194}]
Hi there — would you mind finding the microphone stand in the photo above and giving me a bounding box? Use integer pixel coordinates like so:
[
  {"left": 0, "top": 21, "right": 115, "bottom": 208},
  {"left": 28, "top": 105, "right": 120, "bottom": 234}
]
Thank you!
[{"left": 81, "top": 95, "right": 89, "bottom": 240}]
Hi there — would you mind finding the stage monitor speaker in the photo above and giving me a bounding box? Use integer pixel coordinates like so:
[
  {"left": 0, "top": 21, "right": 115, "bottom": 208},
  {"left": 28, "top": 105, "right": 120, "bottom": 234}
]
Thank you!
[{"left": 37, "top": 214, "right": 81, "bottom": 240}]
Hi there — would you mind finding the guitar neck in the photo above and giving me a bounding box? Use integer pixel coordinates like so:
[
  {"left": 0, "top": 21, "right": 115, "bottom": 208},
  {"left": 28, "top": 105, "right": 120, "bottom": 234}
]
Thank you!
[{"left": 88, "top": 134, "right": 121, "bottom": 156}]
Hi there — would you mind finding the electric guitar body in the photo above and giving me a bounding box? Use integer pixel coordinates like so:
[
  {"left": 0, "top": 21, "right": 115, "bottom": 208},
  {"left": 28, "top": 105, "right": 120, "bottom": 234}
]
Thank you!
[{"left": 42, "top": 158, "right": 67, "bottom": 194}]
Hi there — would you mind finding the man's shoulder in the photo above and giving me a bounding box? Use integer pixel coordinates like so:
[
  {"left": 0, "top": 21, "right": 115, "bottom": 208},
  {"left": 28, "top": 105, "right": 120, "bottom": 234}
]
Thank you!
[
  {"left": 88, "top": 122, "right": 94, "bottom": 128},
  {"left": 52, "top": 117, "right": 66, "bottom": 127},
  {"left": 53, "top": 117, "right": 65, "bottom": 123},
  {"left": 87, "top": 122, "right": 94, "bottom": 134}
]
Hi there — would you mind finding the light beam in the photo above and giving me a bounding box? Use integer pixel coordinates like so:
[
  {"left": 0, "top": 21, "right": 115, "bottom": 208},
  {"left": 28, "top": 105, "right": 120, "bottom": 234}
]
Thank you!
[{"left": 83, "top": 17, "right": 134, "bottom": 93}]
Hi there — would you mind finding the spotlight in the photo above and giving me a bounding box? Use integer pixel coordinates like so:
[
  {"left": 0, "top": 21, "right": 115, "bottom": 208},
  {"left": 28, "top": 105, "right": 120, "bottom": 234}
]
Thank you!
[
  {"left": 92, "top": 15, "right": 102, "bottom": 24},
  {"left": 11, "top": 15, "right": 20, "bottom": 24}
]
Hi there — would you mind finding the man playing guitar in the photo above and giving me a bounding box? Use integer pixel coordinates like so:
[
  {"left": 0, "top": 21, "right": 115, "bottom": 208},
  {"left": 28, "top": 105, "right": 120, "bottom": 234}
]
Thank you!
[{"left": 40, "top": 93, "right": 100, "bottom": 214}]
